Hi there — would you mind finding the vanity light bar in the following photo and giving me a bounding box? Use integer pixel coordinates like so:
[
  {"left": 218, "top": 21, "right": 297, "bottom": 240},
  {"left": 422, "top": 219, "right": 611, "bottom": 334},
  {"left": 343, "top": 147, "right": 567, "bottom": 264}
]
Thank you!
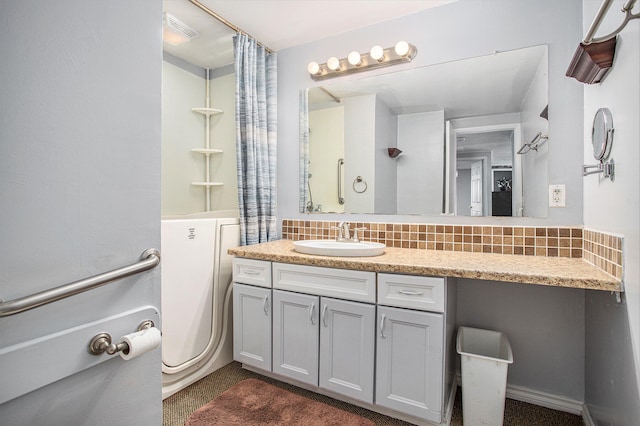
[{"left": 307, "top": 41, "right": 417, "bottom": 81}]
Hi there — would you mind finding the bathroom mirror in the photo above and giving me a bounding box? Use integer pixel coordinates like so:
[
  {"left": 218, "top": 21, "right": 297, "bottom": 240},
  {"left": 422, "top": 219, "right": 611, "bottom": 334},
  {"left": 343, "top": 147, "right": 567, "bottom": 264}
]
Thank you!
[
  {"left": 300, "top": 45, "right": 549, "bottom": 217},
  {"left": 591, "top": 107, "right": 613, "bottom": 161}
]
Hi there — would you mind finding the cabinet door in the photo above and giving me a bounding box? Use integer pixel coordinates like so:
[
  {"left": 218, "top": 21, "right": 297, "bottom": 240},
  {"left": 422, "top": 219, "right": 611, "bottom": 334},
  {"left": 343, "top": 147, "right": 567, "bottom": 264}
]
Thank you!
[
  {"left": 319, "top": 298, "right": 375, "bottom": 403},
  {"left": 272, "top": 290, "right": 319, "bottom": 385},
  {"left": 376, "top": 306, "right": 444, "bottom": 423},
  {"left": 232, "top": 283, "right": 272, "bottom": 371}
]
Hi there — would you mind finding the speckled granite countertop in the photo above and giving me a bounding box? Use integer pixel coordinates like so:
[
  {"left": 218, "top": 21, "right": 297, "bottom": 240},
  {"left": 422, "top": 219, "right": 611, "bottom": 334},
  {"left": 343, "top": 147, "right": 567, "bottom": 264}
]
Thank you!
[{"left": 229, "top": 240, "right": 622, "bottom": 292}]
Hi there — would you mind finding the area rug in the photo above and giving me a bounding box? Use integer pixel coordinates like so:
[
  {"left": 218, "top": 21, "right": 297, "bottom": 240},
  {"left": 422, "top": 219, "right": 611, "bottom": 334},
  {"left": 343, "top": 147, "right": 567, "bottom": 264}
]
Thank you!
[{"left": 184, "top": 378, "right": 375, "bottom": 425}]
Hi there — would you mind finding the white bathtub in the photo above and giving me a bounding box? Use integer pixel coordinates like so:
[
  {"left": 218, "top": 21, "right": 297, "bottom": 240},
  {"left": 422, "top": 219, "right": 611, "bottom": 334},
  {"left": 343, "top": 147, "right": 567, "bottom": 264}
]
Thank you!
[{"left": 160, "top": 211, "right": 240, "bottom": 399}]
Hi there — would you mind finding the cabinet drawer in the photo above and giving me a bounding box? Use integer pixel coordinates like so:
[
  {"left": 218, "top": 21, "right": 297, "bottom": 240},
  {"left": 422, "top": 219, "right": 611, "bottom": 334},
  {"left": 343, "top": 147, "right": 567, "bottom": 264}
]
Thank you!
[
  {"left": 378, "top": 273, "right": 445, "bottom": 312},
  {"left": 272, "top": 263, "right": 376, "bottom": 303},
  {"left": 233, "top": 258, "right": 272, "bottom": 288}
]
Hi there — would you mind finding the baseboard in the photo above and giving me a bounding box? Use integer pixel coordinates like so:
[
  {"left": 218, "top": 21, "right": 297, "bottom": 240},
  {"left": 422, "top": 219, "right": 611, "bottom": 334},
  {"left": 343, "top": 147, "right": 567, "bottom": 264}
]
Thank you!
[
  {"left": 581, "top": 404, "right": 596, "bottom": 426},
  {"left": 455, "top": 374, "right": 584, "bottom": 415}
]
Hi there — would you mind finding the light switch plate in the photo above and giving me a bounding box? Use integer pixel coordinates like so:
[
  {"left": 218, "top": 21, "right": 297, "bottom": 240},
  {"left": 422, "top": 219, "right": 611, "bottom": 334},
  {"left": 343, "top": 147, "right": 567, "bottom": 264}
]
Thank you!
[{"left": 549, "top": 184, "right": 566, "bottom": 207}]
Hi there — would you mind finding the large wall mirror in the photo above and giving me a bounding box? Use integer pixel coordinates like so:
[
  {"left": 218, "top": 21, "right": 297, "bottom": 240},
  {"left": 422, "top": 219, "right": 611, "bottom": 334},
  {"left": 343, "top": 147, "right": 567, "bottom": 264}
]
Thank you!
[{"left": 299, "top": 44, "right": 549, "bottom": 218}]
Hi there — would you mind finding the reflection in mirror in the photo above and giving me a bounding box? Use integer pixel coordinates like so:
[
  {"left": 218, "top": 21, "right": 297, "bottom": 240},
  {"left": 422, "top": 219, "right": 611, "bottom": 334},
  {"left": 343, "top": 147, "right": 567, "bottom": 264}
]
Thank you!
[{"left": 300, "top": 45, "right": 549, "bottom": 217}]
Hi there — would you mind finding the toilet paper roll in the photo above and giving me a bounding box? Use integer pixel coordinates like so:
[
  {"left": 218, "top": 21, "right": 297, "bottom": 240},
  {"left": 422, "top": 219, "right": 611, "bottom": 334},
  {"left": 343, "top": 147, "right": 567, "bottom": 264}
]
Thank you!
[{"left": 120, "top": 327, "right": 161, "bottom": 360}]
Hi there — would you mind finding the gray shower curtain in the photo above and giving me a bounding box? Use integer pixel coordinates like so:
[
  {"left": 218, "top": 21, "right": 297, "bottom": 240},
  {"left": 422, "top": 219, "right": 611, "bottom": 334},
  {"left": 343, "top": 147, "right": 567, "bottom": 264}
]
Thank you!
[{"left": 234, "top": 33, "right": 278, "bottom": 245}]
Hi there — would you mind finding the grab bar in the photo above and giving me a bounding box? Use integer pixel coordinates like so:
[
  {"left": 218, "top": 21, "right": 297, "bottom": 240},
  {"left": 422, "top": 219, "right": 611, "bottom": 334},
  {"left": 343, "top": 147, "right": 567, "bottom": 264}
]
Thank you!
[
  {"left": 338, "top": 158, "right": 345, "bottom": 205},
  {"left": 0, "top": 249, "right": 160, "bottom": 317}
]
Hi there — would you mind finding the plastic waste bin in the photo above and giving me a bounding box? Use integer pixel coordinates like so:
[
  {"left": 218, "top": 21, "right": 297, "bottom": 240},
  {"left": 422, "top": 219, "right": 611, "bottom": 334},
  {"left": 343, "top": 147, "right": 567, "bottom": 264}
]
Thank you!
[{"left": 456, "top": 326, "right": 513, "bottom": 425}]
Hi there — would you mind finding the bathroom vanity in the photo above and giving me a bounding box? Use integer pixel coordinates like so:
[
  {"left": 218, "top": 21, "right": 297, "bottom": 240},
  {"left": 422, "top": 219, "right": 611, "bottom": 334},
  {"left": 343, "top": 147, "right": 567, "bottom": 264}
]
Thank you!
[
  {"left": 232, "top": 258, "right": 456, "bottom": 424},
  {"left": 229, "top": 239, "right": 621, "bottom": 425}
]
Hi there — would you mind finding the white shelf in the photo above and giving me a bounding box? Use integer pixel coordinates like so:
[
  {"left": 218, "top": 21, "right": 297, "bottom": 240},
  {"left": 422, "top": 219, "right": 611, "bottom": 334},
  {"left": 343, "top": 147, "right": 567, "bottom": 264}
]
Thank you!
[
  {"left": 192, "top": 107, "right": 223, "bottom": 116},
  {"left": 191, "top": 148, "right": 223, "bottom": 155},
  {"left": 192, "top": 182, "right": 224, "bottom": 187}
]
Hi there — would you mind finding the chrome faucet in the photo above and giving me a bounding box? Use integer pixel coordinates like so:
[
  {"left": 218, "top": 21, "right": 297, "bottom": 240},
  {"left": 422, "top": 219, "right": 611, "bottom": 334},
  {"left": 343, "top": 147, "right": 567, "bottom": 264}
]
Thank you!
[{"left": 338, "top": 222, "right": 351, "bottom": 241}]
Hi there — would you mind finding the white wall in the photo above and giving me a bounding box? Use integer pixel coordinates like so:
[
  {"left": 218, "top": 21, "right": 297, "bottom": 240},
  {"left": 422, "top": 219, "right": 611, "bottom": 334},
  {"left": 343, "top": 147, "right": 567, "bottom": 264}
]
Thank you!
[
  {"left": 344, "top": 94, "right": 376, "bottom": 213},
  {"left": 162, "top": 61, "right": 207, "bottom": 214},
  {"left": 161, "top": 63, "right": 237, "bottom": 215},
  {"left": 397, "top": 111, "right": 445, "bottom": 215},
  {"left": 209, "top": 73, "right": 239, "bottom": 213},
  {"left": 521, "top": 52, "right": 550, "bottom": 218},
  {"left": 581, "top": 0, "right": 640, "bottom": 423},
  {"left": 456, "top": 169, "right": 472, "bottom": 216},
  {"left": 374, "top": 97, "right": 398, "bottom": 214},
  {"left": 309, "top": 106, "right": 344, "bottom": 212}
]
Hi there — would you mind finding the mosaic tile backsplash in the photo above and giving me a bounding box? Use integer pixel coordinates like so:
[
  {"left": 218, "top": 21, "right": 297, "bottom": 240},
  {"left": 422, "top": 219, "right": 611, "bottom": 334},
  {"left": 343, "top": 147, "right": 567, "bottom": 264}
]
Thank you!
[
  {"left": 281, "top": 219, "right": 623, "bottom": 279},
  {"left": 583, "top": 229, "right": 623, "bottom": 280}
]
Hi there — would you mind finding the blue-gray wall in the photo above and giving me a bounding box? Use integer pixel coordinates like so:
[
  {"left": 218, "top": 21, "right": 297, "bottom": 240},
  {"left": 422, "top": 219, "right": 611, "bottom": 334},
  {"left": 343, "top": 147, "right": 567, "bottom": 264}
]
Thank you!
[
  {"left": 276, "top": 0, "right": 588, "bottom": 402},
  {"left": 581, "top": 0, "right": 640, "bottom": 423},
  {"left": 277, "top": 0, "right": 583, "bottom": 226}
]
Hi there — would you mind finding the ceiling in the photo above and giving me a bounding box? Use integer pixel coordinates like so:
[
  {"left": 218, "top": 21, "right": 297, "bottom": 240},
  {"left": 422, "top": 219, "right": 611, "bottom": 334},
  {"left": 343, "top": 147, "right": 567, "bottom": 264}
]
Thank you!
[{"left": 162, "top": 0, "right": 456, "bottom": 69}]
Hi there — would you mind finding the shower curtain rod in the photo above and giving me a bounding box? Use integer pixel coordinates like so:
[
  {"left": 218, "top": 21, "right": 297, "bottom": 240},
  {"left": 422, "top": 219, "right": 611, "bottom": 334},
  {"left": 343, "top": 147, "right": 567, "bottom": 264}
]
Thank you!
[{"left": 188, "top": 0, "right": 274, "bottom": 53}]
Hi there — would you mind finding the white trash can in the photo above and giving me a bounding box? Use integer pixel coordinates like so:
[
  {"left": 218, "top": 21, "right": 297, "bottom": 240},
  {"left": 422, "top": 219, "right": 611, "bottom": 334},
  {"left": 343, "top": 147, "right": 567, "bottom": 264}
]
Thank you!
[{"left": 456, "top": 327, "right": 513, "bottom": 425}]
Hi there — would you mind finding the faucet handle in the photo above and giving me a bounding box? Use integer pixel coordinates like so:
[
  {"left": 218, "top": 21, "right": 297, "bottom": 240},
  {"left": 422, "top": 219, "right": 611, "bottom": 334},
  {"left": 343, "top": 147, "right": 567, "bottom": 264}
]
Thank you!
[
  {"left": 351, "top": 227, "right": 366, "bottom": 242},
  {"left": 331, "top": 225, "right": 343, "bottom": 241}
]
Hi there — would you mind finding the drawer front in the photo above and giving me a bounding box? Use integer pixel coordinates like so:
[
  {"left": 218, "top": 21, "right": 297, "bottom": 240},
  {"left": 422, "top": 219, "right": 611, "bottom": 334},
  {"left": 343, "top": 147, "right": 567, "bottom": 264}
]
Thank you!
[
  {"left": 233, "top": 258, "right": 272, "bottom": 288},
  {"left": 378, "top": 273, "right": 445, "bottom": 312},
  {"left": 272, "top": 263, "right": 376, "bottom": 303}
]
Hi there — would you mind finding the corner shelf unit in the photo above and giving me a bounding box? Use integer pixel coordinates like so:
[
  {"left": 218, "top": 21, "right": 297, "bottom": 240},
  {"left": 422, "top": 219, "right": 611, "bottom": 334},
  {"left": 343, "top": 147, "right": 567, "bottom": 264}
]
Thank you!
[
  {"left": 191, "top": 96, "right": 224, "bottom": 211},
  {"left": 192, "top": 107, "right": 223, "bottom": 117}
]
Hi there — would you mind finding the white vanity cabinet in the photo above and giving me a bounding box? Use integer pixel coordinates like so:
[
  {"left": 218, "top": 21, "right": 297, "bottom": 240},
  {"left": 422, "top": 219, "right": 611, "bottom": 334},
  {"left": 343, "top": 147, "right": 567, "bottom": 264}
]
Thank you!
[
  {"left": 319, "top": 297, "right": 375, "bottom": 403},
  {"left": 232, "top": 259, "right": 272, "bottom": 371},
  {"left": 376, "top": 305, "right": 444, "bottom": 422},
  {"left": 272, "top": 289, "right": 319, "bottom": 385},
  {"left": 376, "top": 273, "right": 451, "bottom": 424},
  {"left": 232, "top": 258, "right": 455, "bottom": 425},
  {"left": 232, "top": 283, "right": 272, "bottom": 371},
  {"left": 271, "top": 262, "right": 376, "bottom": 403}
]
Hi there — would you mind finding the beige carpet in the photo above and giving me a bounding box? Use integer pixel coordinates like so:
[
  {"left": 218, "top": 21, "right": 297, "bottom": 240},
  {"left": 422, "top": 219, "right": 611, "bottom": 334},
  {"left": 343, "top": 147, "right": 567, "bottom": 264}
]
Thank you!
[
  {"left": 164, "top": 362, "right": 585, "bottom": 426},
  {"left": 185, "top": 378, "right": 375, "bottom": 425}
]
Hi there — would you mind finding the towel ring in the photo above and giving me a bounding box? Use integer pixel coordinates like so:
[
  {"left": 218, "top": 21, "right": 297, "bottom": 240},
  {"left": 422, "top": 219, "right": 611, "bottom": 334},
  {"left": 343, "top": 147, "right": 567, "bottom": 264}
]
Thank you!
[{"left": 352, "top": 176, "right": 368, "bottom": 194}]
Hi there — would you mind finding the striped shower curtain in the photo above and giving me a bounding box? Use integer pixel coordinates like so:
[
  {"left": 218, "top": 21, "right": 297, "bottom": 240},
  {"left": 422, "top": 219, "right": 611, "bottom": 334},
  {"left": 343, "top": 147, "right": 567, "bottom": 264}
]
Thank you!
[{"left": 233, "top": 34, "right": 278, "bottom": 245}]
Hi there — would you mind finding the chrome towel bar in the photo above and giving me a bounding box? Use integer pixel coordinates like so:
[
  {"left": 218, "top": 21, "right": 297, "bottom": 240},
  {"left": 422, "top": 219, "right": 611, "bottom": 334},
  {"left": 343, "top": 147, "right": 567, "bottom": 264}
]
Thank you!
[{"left": 0, "top": 249, "right": 160, "bottom": 317}]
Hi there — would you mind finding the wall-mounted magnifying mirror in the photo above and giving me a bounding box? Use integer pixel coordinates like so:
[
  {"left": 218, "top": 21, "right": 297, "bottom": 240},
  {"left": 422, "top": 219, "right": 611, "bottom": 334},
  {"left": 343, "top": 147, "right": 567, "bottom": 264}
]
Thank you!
[
  {"left": 583, "top": 107, "right": 614, "bottom": 180},
  {"left": 591, "top": 107, "right": 613, "bottom": 161}
]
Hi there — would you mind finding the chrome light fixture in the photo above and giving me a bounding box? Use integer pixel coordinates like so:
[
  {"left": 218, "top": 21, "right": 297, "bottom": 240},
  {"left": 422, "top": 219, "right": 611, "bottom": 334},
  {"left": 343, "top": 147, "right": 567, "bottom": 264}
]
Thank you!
[{"left": 307, "top": 41, "right": 417, "bottom": 81}]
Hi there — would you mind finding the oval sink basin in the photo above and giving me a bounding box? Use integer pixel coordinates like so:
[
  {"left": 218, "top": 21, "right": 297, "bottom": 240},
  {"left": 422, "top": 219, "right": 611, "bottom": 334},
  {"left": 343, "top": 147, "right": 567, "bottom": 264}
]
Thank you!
[{"left": 293, "top": 240, "right": 386, "bottom": 257}]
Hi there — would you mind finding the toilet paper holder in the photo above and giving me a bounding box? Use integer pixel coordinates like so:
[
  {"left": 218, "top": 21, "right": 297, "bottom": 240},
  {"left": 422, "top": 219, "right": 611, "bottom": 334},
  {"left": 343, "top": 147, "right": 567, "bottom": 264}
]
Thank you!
[{"left": 88, "top": 320, "right": 155, "bottom": 356}]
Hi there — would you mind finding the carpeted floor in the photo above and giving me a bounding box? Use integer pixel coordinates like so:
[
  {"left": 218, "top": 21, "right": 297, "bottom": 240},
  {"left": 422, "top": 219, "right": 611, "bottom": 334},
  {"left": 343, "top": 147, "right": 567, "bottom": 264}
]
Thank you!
[{"left": 163, "top": 362, "right": 584, "bottom": 426}]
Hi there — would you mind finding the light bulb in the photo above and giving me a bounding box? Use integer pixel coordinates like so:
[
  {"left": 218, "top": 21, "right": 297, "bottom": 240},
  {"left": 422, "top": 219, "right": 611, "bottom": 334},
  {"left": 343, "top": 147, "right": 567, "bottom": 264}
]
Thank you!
[
  {"left": 370, "top": 45, "right": 384, "bottom": 62},
  {"left": 347, "top": 51, "right": 362, "bottom": 66},
  {"left": 327, "top": 56, "right": 341, "bottom": 71},
  {"left": 395, "top": 41, "right": 410, "bottom": 57},
  {"left": 307, "top": 61, "right": 320, "bottom": 75}
]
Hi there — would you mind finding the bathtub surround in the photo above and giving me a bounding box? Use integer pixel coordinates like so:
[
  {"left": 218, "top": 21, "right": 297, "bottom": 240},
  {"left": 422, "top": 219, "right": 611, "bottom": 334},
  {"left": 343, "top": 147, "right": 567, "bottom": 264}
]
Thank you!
[
  {"left": 234, "top": 34, "right": 278, "bottom": 245},
  {"left": 161, "top": 58, "right": 238, "bottom": 215}
]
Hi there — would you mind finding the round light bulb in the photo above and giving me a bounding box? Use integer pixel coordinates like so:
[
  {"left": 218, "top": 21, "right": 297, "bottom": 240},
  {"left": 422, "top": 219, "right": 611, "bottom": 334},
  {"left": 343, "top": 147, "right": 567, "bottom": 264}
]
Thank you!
[
  {"left": 307, "top": 61, "right": 320, "bottom": 75},
  {"left": 347, "top": 51, "right": 362, "bottom": 66},
  {"left": 327, "top": 56, "right": 341, "bottom": 71},
  {"left": 394, "top": 41, "right": 410, "bottom": 57},
  {"left": 370, "top": 45, "right": 384, "bottom": 62}
]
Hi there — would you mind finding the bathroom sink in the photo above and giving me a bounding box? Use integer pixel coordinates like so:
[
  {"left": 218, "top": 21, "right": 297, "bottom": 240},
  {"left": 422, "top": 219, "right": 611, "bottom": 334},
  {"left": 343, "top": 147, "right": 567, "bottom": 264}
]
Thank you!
[{"left": 293, "top": 240, "right": 386, "bottom": 257}]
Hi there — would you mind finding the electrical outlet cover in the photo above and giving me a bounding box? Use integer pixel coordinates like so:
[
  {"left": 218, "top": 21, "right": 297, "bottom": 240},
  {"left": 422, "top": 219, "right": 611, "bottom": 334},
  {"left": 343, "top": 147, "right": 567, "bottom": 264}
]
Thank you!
[{"left": 549, "top": 184, "right": 566, "bottom": 207}]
